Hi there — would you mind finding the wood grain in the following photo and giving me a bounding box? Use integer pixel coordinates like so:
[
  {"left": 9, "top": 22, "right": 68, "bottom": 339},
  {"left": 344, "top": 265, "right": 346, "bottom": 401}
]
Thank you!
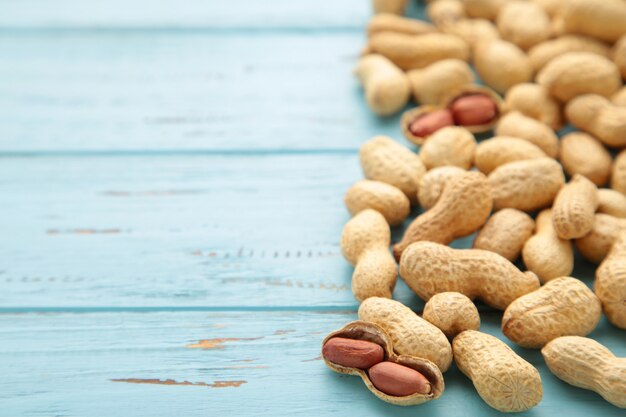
[
  {"left": 0, "top": 311, "right": 623, "bottom": 417},
  {"left": 0, "top": 31, "right": 418, "bottom": 152},
  {"left": 1, "top": 1, "right": 622, "bottom": 416},
  {"left": 0, "top": 151, "right": 593, "bottom": 309},
  {"left": 0, "top": 153, "right": 443, "bottom": 308},
  {"left": 0, "top": 0, "right": 369, "bottom": 30}
]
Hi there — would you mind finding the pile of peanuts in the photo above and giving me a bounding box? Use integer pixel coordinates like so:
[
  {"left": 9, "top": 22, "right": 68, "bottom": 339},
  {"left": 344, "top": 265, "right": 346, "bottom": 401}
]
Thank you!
[{"left": 321, "top": 0, "right": 626, "bottom": 412}]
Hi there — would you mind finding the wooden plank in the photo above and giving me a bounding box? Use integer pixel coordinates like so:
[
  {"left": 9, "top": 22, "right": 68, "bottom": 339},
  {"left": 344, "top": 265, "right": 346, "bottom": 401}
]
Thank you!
[
  {"left": 0, "top": 153, "right": 598, "bottom": 308},
  {"left": 0, "top": 310, "right": 623, "bottom": 417},
  {"left": 0, "top": 0, "right": 428, "bottom": 30},
  {"left": 0, "top": 0, "right": 370, "bottom": 29},
  {"left": 0, "top": 153, "right": 432, "bottom": 308},
  {"left": 0, "top": 31, "right": 416, "bottom": 152}
]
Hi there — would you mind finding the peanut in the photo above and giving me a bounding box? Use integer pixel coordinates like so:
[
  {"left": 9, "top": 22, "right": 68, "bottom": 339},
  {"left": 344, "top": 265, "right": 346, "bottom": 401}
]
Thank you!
[
  {"left": 449, "top": 94, "right": 497, "bottom": 126},
  {"left": 559, "top": 132, "right": 612, "bottom": 186},
  {"left": 427, "top": 0, "right": 466, "bottom": 28},
  {"left": 423, "top": 292, "right": 480, "bottom": 338},
  {"left": 595, "top": 231, "right": 626, "bottom": 329},
  {"left": 502, "top": 277, "right": 602, "bottom": 348},
  {"left": 522, "top": 209, "right": 574, "bottom": 283},
  {"left": 368, "top": 32, "right": 470, "bottom": 71},
  {"left": 552, "top": 174, "right": 599, "bottom": 239},
  {"left": 613, "top": 86, "right": 626, "bottom": 107},
  {"left": 400, "top": 241, "right": 540, "bottom": 310},
  {"left": 340, "top": 209, "right": 397, "bottom": 301},
  {"left": 443, "top": 85, "right": 503, "bottom": 132},
  {"left": 557, "top": 0, "right": 626, "bottom": 43},
  {"left": 367, "top": 14, "right": 436, "bottom": 37},
  {"left": 419, "top": 126, "right": 477, "bottom": 170},
  {"left": 355, "top": 54, "right": 411, "bottom": 116},
  {"left": 369, "top": 361, "right": 432, "bottom": 396},
  {"left": 439, "top": 18, "right": 500, "bottom": 47},
  {"left": 614, "top": 34, "right": 626, "bottom": 79},
  {"left": 542, "top": 336, "right": 626, "bottom": 408},
  {"left": 473, "top": 208, "right": 535, "bottom": 261},
  {"left": 496, "top": 1, "right": 551, "bottom": 50},
  {"left": 495, "top": 111, "right": 559, "bottom": 158},
  {"left": 462, "top": 0, "right": 508, "bottom": 20},
  {"left": 576, "top": 214, "right": 626, "bottom": 264},
  {"left": 503, "top": 83, "right": 562, "bottom": 130},
  {"left": 393, "top": 171, "right": 492, "bottom": 260},
  {"left": 373, "top": 0, "right": 407, "bottom": 15},
  {"left": 453, "top": 330, "right": 543, "bottom": 412},
  {"left": 566, "top": 94, "right": 626, "bottom": 148},
  {"left": 406, "top": 59, "right": 474, "bottom": 105},
  {"left": 532, "top": 0, "right": 564, "bottom": 18},
  {"left": 488, "top": 158, "right": 565, "bottom": 212},
  {"left": 427, "top": 0, "right": 500, "bottom": 45},
  {"left": 322, "top": 320, "right": 445, "bottom": 406},
  {"left": 344, "top": 180, "right": 410, "bottom": 226},
  {"left": 322, "top": 337, "right": 385, "bottom": 369},
  {"left": 474, "top": 136, "right": 547, "bottom": 175},
  {"left": 358, "top": 297, "right": 453, "bottom": 372},
  {"left": 528, "top": 35, "right": 612, "bottom": 72},
  {"left": 473, "top": 39, "right": 533, "bottom": 94},
  {"left": 403, "top": 108, "right": 455, "bottom": 143},
  {"left": 612, "top": 149, "right": 626, "bottom": 194},
  {"left": 359, "top": 135, "right": 426, "bottom": 204},
  {"left": 417, "top": 166, "right": 466, "bottom": 209},
  {"left": 597, "top": 189, "right": 626, "bottom": 218},
  {"left": 537, "top": 52, "right": 621, "bottom": 102}
]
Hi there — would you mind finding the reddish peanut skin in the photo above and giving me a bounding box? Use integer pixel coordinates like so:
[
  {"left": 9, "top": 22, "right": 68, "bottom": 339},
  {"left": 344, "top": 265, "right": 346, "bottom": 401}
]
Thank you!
[
  {"left": 322, "top": 321, "right": 445, "bottom": 406},
  {"left": 450, "top": 94, "right": 497, "bottom": 126},
  {"left": 409, "top": 109, "right": 454, "bottom": 137},
  {"left": 322, "top": 337, "right": 385, "bottom": 369},
  {"left": 369, "top": 362, "right": 432, "bottom": 397}
]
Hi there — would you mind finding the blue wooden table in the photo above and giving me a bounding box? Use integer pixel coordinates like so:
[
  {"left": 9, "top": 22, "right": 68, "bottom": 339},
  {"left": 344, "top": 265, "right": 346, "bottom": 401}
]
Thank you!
[{"left": 0, "top": 1, "right": 623, "bottom": 416}]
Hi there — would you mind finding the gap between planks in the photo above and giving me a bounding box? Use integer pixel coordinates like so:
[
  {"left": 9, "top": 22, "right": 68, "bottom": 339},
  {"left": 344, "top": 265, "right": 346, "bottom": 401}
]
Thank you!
[
  {"left": 0, "top": 27, "right": 364, "bottom": 35},
  {"left": 0, "top": 305, "right": 359, "bottom": 314},
  {"left": 0, "top": 305, "right": 506, "bottom": 315},
  {"left": 0, "top": 148, "right": 358, "bottom": 158}
]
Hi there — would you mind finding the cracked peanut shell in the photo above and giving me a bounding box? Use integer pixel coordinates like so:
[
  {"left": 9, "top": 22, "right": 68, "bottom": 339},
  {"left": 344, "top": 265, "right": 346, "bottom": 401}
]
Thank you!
[{"left": 322, "top": 320, "right": 445, "bottom": 406}]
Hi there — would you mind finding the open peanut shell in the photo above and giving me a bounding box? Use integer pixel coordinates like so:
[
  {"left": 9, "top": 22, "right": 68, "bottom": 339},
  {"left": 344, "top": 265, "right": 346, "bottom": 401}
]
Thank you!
[
  {"left": 322, "top": 320, "right": 445, "bottom": 406},
  {"left": 400, "top": 105, "right": 443, "bottom": 145},
  {"left": 401, "top": 86, "right": 503, "bottom": 145},
  {"left": 442, "top": 84, "right": 503, "bottom": 134}
]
